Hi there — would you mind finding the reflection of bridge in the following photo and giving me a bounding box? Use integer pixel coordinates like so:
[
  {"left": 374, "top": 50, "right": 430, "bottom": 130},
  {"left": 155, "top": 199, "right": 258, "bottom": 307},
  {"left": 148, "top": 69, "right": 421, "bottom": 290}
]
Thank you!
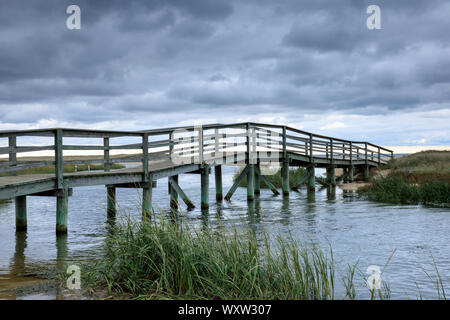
[{"left": 0, "top": 122, "right": 393, "bottom": 233}]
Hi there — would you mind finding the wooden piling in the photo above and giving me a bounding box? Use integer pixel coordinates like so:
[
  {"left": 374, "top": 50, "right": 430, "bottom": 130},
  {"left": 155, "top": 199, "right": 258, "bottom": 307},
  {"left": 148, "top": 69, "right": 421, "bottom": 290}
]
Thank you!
[
  {"left": 201, "top": 166, "right": 209, "bottom": 209},
  {"left": 56, "top": 185, "right": 69, "bottom": 234},
  {"left": 349, "top": 166, "right": 354, "bottom": 183},
  {"left": 254, "top": 162, "right": 260, "bottom": 195},
  {"left": 364, "top": 165, "right": 370, "bottom": 181},
  {"left": 142, "top": 181, "right": 152, "bottom": 219},
  {"left": 106, "top": 187, "right": 116, "bottom": 218},
  {"left": 307, "top": 165, "right": 315, "bottom": 191},
  {"left": 215, "top": 165, "right": 223, "bottom": 201},
  {"left": 326, "top": 166, "right": 336, "bottom": 186},
  {"left": 282, "top": 160, "right": 289, "bottom": 196},
  {"left": 170, "top": 175, "right": 179, "bottom": 210},
  {"left": 247, "top": 164, "right": 255, "bottom": 201},
  {"left": 15, "top": 195, "right": 27, "bottom": 231}
]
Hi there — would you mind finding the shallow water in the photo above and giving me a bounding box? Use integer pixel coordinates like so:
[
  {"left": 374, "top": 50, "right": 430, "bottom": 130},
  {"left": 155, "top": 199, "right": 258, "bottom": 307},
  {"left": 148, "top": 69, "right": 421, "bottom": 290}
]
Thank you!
[{"left": 0, "top": 166, "right": 449, "bottom": 299}]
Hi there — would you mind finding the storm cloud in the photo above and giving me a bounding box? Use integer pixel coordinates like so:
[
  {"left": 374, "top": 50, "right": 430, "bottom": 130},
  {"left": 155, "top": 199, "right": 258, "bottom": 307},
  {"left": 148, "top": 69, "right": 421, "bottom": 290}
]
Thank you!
[{"left": 0, "top": 0, "right": 449, "bottom": 145}]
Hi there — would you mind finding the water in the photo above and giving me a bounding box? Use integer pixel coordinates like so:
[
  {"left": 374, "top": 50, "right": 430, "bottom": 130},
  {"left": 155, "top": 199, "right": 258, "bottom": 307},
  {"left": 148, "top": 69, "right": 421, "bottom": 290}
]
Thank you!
[{"left": 1, "top": 166, "right": 449, "bottom": 299}]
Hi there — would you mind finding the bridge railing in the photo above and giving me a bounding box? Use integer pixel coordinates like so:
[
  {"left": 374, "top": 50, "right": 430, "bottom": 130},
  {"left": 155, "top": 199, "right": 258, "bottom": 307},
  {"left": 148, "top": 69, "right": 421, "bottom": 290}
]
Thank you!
[{"left": 0, "top": 123, "right": 393, "bottom": 181}]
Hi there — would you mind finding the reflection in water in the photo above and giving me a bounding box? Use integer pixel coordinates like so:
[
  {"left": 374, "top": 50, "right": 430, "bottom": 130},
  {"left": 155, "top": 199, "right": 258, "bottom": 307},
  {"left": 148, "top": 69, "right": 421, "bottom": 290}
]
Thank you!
[{"left": 10, "top": 232, "right": 27, "bottom": 276}]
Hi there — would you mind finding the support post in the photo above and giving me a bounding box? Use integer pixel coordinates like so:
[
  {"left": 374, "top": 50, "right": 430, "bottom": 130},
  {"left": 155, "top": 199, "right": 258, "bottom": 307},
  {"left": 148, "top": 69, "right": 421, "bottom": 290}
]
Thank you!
[
  {"left": 349, "top": 166, "right": 354, "bottom": 183},
  {"left": 55, "top": 129, "right": 63, "bottom": 189},
  {"left": 169, "top": 176, "right": 195, "bottom": 210},
  {"left": 247, "top": 164, "right": 255, "bottom": 201},
  {"left": 15, "top": 195, "right": 27, "bottom": 231},
  {"left": 215, "top": 165, "right": 223, "bottom": 201},
  {"left": 201, "top": 166, "right": 209, "bottom": 209},
  {"left": 170, "top": 175, "right": 179, "bottom": 210},
  {"left": 225, "top": 165, "right": 249, "bottom": 201},
  {"left": 254, "top": 165, "right": 280, "bottom": 195},
  {"left": 104, "top": 137, "right": 110, "bottom": 172},
  {"left": 307, "top": 165, "right": 315, "bottom": 191},
  {"left": 8, "top": 135, "right": 17, "bottom": 176},
  {"left": 254, "top": 162, "right": 260, "bottom": 195},
  {"left": 56, "top": 183, "right": 69, "bottom": 234},
  {"left": 282, "top": 160, "right": 289, "bottom": 196},
  {"left": 364, "top": 165, "right": 370, "bottom": 181},
  {"left": 326, "top": 166, "right": 336, "bottom": 186},
  {"left": 142, "top": 179, "right": 153, "bottom": 218},
  {"left": 106, "top": 187, "right": 116, "bottom": 218}
]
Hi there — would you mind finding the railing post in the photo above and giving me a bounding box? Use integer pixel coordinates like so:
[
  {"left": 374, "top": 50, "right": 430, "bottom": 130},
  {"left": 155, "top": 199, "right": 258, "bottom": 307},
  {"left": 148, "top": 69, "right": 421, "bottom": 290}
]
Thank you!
[
  {"left": 364, "top": 142, "right": 369, "bottom": 181},
  {"left": 309, "top": 133, "right": 313, "bottom": 163},
  {"left": 198, "top": 126, "right": 204, "bottom": 165},
  {"left": 282, "top": 126, "right": 289, "bottom": 196},
  {"left": 169, "top": 131, "right": 174, "bottom": 162},
  {"left": 104, "top": 137, "right": 110, "bottom": 172},
  {"left": 350, "top": 142, "right": 353, "bottom": 165},
  {"left": 330, "top": 138, "right": 334, "bottom": 164},
  {"left": 142, "top": 133, "right": 149, "bottom": 182},
  {"left": 378, "top": 147, "right": 381, "bottom": 165},
  {"left": 55, "top": 129, "right": 63, "bottom": 190},
  {"left": 282, "top": 126, "right": 287, "bottom": 160},
  {"left": 8, "top": 135, "right": 17, "bottom": 176}
]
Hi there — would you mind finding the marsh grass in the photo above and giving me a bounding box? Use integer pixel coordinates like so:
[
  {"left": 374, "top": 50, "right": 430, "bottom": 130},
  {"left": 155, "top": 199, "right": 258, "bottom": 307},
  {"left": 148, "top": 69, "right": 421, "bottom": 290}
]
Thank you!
[
  {"left": 82, "top": 215, "right": 338, "bottom": 300},
  {"left": 234, "top": 167, "right": 307, "bottom": 189},
  {"left": 359, "top": 174, "right": 450, "bottom": 207}
]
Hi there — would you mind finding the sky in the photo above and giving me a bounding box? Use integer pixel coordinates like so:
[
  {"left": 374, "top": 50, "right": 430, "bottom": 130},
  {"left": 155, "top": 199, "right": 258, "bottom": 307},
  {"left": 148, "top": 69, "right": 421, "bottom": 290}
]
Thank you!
[{"left": 0, "top": 0, "right": 449, "bottom": 146}]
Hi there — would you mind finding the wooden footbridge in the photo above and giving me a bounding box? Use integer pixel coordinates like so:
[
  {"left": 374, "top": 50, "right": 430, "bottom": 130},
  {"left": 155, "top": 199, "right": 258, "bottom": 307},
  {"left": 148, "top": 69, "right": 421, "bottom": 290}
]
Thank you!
[{"left": 0, "top": 122, "right": 393, "bottom": 233}]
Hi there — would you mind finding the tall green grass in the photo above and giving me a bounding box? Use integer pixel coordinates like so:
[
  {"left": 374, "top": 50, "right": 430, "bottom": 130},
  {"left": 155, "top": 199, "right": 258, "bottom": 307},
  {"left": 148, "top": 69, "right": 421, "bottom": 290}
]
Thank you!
[
  {"left": 359, "top": 174, "right": 450, "bottom": 207},
  {"left": 83, "top": 215, "right": 338, "bottom": 300},
  {"left": 234, "top": 167, "right": 306, "bottom": 189}
]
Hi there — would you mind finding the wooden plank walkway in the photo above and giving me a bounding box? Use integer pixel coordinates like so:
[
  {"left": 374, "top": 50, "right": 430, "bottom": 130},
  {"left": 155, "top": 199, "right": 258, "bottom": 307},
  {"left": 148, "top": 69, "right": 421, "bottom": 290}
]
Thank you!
[{"left": 0, "top": 122, "right": 393, "bottom": 233}]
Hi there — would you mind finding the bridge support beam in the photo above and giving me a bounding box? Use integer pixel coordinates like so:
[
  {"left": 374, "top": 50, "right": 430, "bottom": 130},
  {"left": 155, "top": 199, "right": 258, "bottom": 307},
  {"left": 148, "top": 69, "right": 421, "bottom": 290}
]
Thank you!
[
  {"left": 254, "top": 165, "right": 280, "bottom": 196},
  {"left": 15, "top": 196, "right": 27, "bottom": 231},
  {"left": 254, "top": 162, "right": 260, "bottom": 195},
  {"left": 282, "top": 160, "right": 289, "bottom": 196},
  {"left": 247, "top": 164, "right": 255, "bottom": 201},
  {"left": 56, "top": 185, "right": 69, "bottom": 234},
  {"left": 170, "top": 175, "right": 179, "bottom": 210},
  {"left": 215, "top": 165, "right": 223, "bottom": 201},
  {"left": 225, "top": 165, "right": 249, "bottom": 201},
  {"left": 307, "top": 165, "right": 315, "bottom": 191},
  {"left": 201, "top": 166, "right": 209, "bottom": 209},
  {"left": 349, "top": 166, "right": 355, "bottom": 183},
  {"left": 364, "top": 165, "right": 370, "bottom": 181},
  {"left": 169, "top": 176, "right": 195, "bottom": 210},
  {"left": 326, "top": 166, "right": 336, "bottom": 186},
  {"left": 142, "top": 181, "right": 153, "bottom": 219},
  {"left": 106, "top": 187, "right": 116, "bottom": 218}
]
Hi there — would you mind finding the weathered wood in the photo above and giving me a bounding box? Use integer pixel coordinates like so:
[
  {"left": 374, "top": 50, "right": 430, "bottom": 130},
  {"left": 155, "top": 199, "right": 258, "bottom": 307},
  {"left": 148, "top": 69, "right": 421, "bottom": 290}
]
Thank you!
[
  {"left": 215, "top": 165, "right": 223, "bottom": 200},
  {"left": 254, "top": 162, "right": 260, "bottom": 195},
  {"left": 107, "top": 186, "right": 116, "bottom": 218},
  {"left": 30, "top": 189, "right": 73, "bottom": 197},
  {"left": 254, "top": 165, "right": 280, "bottom": 195},
  {"left": 8, "top": 135, "right": 17, "bottom": 177},
  {"left": 169, "top": 176, "right": 195, "bottom": 210},
  {"left": 170, "top": 175, "right": 179, "bottom": 209},
  {"left": 201, "top": 165, "right": 209, "bottom": 209},
  {"left": 142, "top": 180, "right": 153, "bottom": 218},
  {"left": 247, "top": 164, "right": 255, "bottom": 201},
  {"left": 55, "top": 129, "right": 63, "bottom": 189},
  {"left": 326, "top": 166, "right": 336, "bottom": 186},
  {"left": 15, "top": 195, "right": 27, "bottom": 231},
  {"left": 282, "top": 160, "right": 289, "bottom": 196},
  {"left": 142, "top": 133, "right": 149, "bottom": 182},
  {"left": 307, "top": 165, "right": 315, "bottom": 191},
  {"left": 225, "top": 165, "right": 249, "bottom": 201},
  {"left": 104, "top": 137, "right": 110, "bottom": 172},
  {"left": 56, "top": 182, "right": 69, "bottom": 234}
]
